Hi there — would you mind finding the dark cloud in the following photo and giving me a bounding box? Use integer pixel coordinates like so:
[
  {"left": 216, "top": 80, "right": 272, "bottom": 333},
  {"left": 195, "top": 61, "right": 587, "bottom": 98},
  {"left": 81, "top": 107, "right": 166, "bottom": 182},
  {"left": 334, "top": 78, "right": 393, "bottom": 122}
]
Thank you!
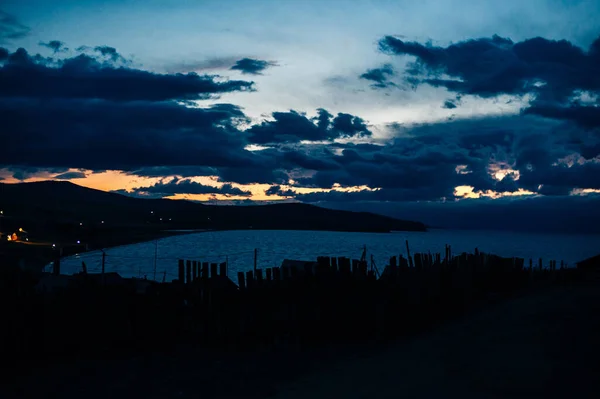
[
  {"left": 132, "top": 179, "right": 252, "bottom": 197},
  {"left": 265, "top": 185, "right": 283, "bottom": 196},
  {"left": 6, "top": 166, "right": 68, "bottom": 181},
  {"left": 128, "top": 166, "right": 218, "bottom": 178},
  {"left": 0, "top": 48, "right": 254, "bottom": 102},
  {"left": 39, "top": 40, "right": 68, "bottom": 53},
  {"left": 269, "top": 187, "right": 454, "bottom": 203},
  {"left": 230, "top": 58, "right": 277, "bottom": 75},
  {"left": 519, "top": 162, "right": 600, "bottom": 195},
  {"left": 442, "top": 99, "right": 458, "bottom": 109},
  {"left": 359, "top": 64, "right": 395, "bottom": 88},
  {"left": 525, "top": 104, "right": 600, "bottom": 129},
  {"left": 247, "top": 109, "right": 371, "bottom": 144},
  {"left": 0, "top": 98, "right": 255, "bottom": 171},
  {"left": 378, "top": 34, "right": 600, "bottom": 104},
  {"left": 269, "top": 115, "right": 598, "bottom": 202},
  {"left": 323, "top": 194, "right": 600, "bottom": 235},
  {"left": 93, "top": 45, "right": 126, "bottom": 63},
  {"left": 0, "top": 10, "right": 30, "bottom": 43},
  {"left": 54, "top": 171, "right": 86, "bottom": 180}
]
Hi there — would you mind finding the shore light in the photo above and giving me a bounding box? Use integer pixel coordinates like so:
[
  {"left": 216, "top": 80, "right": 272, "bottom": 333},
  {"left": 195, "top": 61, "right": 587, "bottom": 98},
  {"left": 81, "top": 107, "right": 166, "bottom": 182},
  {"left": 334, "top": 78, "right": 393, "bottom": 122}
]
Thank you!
[{"left": 77, "top": 240, "right": 81, "bottom": 244}]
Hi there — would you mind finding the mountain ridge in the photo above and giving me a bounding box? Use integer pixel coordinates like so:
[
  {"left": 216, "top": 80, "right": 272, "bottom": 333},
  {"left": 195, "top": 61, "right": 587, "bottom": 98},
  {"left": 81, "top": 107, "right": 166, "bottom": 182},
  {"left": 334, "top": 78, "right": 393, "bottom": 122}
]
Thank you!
[{"left": 0, "top": 181, "right": 427, "bottom": 233}]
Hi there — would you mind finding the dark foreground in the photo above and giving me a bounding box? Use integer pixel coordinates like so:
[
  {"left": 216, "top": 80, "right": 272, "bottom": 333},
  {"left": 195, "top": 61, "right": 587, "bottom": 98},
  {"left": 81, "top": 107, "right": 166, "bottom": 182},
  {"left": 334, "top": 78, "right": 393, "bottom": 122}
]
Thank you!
[
  {"left": 1, "top": 250, "right": 598, "bottom": 398},
  {"left": 2, "top": 277, "right": 599, "bottom": 398}
]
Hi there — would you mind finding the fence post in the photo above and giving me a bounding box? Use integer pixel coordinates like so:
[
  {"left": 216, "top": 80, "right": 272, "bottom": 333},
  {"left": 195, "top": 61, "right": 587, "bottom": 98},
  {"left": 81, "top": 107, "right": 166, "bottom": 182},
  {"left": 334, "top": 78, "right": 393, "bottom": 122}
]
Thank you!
[
  {"left": 186, "top": 260, "right": 192, "bottom": 284},
  {"left": 101, "top": 251, "right": 106, "bottom": 286},
  {"left": 237, "top": 272, "right": 246, "bottom": 290},
  {"left": 202, "top": 262, "right": 209, "bottom": 280},
  {"left": 178, "top": 259, "right": 185, "bottom": 283},
  {"left": 254, "top": 248, "right": 258, "bottom": 274}
]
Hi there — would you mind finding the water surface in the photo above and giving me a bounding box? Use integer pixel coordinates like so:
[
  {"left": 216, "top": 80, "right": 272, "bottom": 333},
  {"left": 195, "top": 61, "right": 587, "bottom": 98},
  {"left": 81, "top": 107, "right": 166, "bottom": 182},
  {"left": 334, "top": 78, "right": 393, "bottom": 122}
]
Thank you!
[{"left": 56, "top": 229, "right": 600, "bottom": 282}]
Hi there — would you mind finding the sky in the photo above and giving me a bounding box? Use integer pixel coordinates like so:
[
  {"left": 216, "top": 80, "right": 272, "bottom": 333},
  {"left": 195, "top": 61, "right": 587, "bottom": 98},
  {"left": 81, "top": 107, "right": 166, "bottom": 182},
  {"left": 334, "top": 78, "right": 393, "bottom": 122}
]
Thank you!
[{"left": 1, "top": 0, "right": 600, "bottom": 232}]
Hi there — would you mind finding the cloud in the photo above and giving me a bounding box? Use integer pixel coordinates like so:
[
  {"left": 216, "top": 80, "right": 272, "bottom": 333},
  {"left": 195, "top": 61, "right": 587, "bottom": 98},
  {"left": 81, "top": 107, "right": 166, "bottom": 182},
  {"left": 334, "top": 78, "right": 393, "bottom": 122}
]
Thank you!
[
  {"left": 247, "top": 109, "right": 371, "bottom": 144},
  {"left": 359, "top": 64, "right": 395, "bottom": 88},
  {"left": 128, "top": 166, "right": 218, "bottom": 178},
  {"left": 525, "top": 104, "right": 600, "bottom": 128},
  {"left": 131, "top": 179, "right": 252, "bottom": 197},
  {"left": 39, "top": 40, "right": 68, "bottom": 54},
  {"left": 0, "top": 99, "right": 255, "bottom": 171},
  {"left": 54, "top": 171, "right": 86, "bottom": 180},
  {"left": 6, "top": 166, "right": 68, "bottom": 181},
  {"left": 323, "top": 194, "right": 600, "bottom": 234},
  {"left": 93, "top": 45, "right": 126, "bottom": 63},
  {"left": 164, "top": 56, "right": 241, "bottom": 74},
  {"left": 0, "top": 47, "right": 255, "bottom": 102},
  {"left": 378, "top": 34, "right": 600, "bottom": 104},
  {"left": 0, "top": 10, "right": 30, "bottom": 43},
  {"left": 265, "top": 114, "right": 597, "bottom": 202},
  {"left": 230, "top": 58, "right": 277, "bottom": 75},
  {"left": 519, "top": 161, "right": 600, "bottom": 195},
  {"left": 442, "top": 99, "right": 458, "bottom": 109}
]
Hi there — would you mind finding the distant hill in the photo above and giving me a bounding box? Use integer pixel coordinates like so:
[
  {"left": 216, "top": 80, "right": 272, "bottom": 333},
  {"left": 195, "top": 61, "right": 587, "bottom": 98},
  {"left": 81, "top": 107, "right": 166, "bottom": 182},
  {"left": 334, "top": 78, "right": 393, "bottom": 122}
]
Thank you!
[{"left": 0, "top": 181, "right": 426, "bottom": 233}]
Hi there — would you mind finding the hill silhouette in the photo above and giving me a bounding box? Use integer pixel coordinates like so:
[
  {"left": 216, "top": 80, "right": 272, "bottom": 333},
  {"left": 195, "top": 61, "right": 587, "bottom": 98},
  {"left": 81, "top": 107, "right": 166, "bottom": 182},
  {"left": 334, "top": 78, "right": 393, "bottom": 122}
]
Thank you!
[{"left": 0, "top": 181, "right": 426, "bottom": 234}]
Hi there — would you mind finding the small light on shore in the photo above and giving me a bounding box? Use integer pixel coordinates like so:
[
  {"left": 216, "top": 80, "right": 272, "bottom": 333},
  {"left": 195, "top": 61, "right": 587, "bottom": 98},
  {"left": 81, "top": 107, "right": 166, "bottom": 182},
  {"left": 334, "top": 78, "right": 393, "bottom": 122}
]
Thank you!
[
  {"left": 101, "top": 221, "right": 104, "bottom": 224},
  {"left": 77, "top": 240, "right": 81, "bottom": 244},
  {"left": 151, "top": 211, "right": 154, "bottom": 214},
  {"left": 52, "top": 244, "right": 56, "bottom": 248},
  {"left": 79, "top": 222, "right": 83, "bottom": 226}
]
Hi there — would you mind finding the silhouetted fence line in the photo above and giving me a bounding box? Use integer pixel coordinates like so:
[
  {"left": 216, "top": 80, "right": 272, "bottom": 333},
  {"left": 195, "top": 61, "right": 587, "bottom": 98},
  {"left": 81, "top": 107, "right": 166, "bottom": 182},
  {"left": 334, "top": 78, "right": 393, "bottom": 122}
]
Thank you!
[{"left": 5, "top": 241, "right": 595, "bottom": 365}]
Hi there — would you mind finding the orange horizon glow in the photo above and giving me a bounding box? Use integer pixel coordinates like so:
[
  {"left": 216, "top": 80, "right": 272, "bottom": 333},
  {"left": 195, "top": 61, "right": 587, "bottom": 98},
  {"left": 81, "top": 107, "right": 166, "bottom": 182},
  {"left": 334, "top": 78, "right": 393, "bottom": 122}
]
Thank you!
[{"left": 3, "top": 167, "right": 599, "bottom": 202}]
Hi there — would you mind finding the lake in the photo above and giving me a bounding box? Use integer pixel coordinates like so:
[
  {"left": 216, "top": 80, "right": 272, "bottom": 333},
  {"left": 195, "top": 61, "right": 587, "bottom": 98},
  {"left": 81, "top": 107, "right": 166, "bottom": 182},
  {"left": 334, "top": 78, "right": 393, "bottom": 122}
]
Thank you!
[{"left": 55, "top": 229, "right": 600, "bottom": 282}]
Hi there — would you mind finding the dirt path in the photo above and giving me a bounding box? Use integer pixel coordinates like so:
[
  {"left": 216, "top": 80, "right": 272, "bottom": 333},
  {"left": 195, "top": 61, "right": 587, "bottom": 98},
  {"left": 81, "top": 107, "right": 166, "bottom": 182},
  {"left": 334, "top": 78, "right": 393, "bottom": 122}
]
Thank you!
[{"left": 271, "top": 281, "right": 600, "bottom": 399}]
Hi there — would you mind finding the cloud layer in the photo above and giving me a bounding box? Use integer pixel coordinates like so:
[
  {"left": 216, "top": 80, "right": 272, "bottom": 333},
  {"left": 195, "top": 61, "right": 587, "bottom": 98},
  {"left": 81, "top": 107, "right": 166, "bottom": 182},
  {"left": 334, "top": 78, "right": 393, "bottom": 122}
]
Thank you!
[{"left": 1, "top": 31, "right": 600, "bottom": 230}]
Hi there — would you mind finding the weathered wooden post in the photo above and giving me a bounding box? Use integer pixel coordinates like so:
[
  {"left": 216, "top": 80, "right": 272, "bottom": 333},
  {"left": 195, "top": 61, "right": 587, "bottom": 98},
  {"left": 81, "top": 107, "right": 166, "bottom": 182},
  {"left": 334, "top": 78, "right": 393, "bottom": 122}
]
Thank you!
[
  {"left": 304, "top": 263, "right": 313, "bottom": 278},
  {"left": 237, "top": 272, "right": 246, "bottom": 290},
  {"left": 210, "top": 263, "right": 218, "bottom": 279},
  {"left": 273, "top": 267, "right": 281, "bottom": 281},
  {"left": 414, "top": 253, "right": 423, "bottom": 270},
  {"left": 352, "top": 259, "right": 359, "bottom": 275},
  {"left": 219, "top": 262, "right": 227, "bottom": 277},
  {"left": 178, "top": 259, "right": 185, "bottom": 283},
  {"left": 406, "top": 240, "right": 414, "bottom": 268},
  {"left": 186, "top": 260, "right": 192, "bottom": 284},
  {"left": 192, "top": 261, "right": 197, "bottom": 281},
  {"left": 202, "top": 262, "right": 209, "bottom": 280},
  {"left": 53, "top": 257, "right": 61, "bottom": 275},
  {"left": 331, "top": 257, "right": 338, "bottom": 272},
  {"left": 266, "top": 268, "right": 272, "bottom": 281},
  {"left": 538, "top": 258, "right": 543, "bottom": 272},
  {"left": 282, "top": 266, "right": 290, "bottom": 280},
  {"left": 246, "top": 270, "right": 254, "bottom": 288},
  {"left": 255, "top": 269, "right": 263, "bottom": 282}
]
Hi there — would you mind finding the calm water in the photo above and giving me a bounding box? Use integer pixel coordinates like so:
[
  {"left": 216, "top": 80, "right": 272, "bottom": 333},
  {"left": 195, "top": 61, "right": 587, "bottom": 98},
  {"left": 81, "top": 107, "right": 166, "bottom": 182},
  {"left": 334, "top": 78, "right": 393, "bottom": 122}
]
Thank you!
[{"left": 55, "top": 229, "right": 600, "bottom": 282}]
